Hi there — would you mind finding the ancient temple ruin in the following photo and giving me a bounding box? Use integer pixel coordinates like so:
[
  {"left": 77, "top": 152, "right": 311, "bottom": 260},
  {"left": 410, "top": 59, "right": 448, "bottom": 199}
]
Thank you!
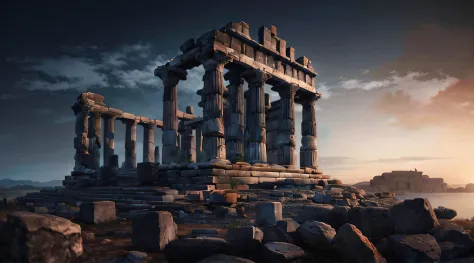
[
  {"left": 369, "top": 171, "right": 447, "bottom": 193},
  {"left": 64, "top": 21, "right": 328, "bottom": 189}
]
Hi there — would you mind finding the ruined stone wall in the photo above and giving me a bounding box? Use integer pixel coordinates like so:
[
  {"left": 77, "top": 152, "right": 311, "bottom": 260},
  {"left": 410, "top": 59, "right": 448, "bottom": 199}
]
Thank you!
[{"left": 369, "top": 171, "right": 447, "bottom": 193}]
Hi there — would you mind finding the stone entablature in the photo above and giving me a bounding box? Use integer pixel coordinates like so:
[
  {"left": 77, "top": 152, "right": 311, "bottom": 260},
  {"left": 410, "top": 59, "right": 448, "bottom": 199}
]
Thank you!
[{"left": 369, "top": 170, "right": 447, "bottom": 193}]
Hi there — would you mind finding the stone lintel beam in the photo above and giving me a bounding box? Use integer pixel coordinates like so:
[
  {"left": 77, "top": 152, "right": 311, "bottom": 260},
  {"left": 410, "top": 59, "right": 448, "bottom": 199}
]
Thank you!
[
  {"left": 177, "top": 110, "right": 197, "bottom": 121},
  {"left": 219, "top": 27, "right": 316, "bottom": 77}
]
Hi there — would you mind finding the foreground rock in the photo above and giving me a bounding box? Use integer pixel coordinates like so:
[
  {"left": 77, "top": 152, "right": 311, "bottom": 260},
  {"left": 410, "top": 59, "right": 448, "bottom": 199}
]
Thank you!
[
  {"left": 197, "top": 254, "right": 255, "bottom": 263},
  {"left": 388, "top": 234, "right": 441, "bottom": 263},
  {"left": 263, "top": 242, "right": 305, "bottom": 263},
  {"left": 434, "top": 206, "right": 457, "bottom": 220},
  {"left": 80, "top": 201, "right": 117, "bottom": 224},
  {"left": 256, "top": 202, "right": 282, "bottom": 226},
  {"left": 297, "top": 221, "right": 335, "bottom": 250},
  {"left": 348, "top": 207, "right": 393, "bottom": 240},
  {"left": 165, "top": 237, "right": 230, "bottom": 263},
  {"left": 132, "top": 211, "right": 177, "bottom": 251},
  {"left": 0, "top": 212, "right": 83, "bottom": 263},
  {"left": 227, "top": 226, "right": 264, "bottom": 258},
  {"left": 334, "top": 223, "right": 386, "bottom": 263},
  {"left": 429, "top": 223, "right": 474, "bottom": 261},
  {"left": 390, "top": 198, "right": 439, "bottom": 234}
]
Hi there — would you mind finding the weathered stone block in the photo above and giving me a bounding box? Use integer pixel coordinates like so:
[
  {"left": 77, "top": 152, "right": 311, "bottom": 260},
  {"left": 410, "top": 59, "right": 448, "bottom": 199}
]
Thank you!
[
  {"left": 2, "top": 212, "right": 83, "bottom": 263},
  {"left": 256, "top": 202, "right": 283, "bottom": 226},
  {"left": 132, "top": 211, "right": 177, "bottom": 251},
  {"left": 165, "top": 237, "right": 230, "bottom": 263},
  {"left": 263, "top": 242, "right": 305, "bottom": 263},
  {"left": 80, "top": 201, "right": 116, "bottom": 224}
]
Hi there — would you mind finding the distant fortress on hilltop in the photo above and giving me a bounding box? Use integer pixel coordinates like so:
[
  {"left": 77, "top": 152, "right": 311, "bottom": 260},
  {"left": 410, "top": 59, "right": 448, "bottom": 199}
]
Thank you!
[{"left": 369, "top": 170, "right": 447, "bottom": 193}]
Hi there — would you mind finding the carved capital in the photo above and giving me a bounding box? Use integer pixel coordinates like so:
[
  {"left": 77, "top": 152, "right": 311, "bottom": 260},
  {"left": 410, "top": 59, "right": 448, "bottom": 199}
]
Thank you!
[
  {"left": 155, "top": 65, "right": 188, "bottom": 87},
  {"left": 241, "top": 69, "right": 272, "bottom": 87},
  {"left": 295, "top": 93, "right": 321, "bottom": 106},
  {"left": 271, "top": 82, "right": 300, "bottom": 99},
  {"left": 224, "top": 70, "right": 245, "bottom": 86},
  {"left": 202, "top": 52, "right": 232, "bottom": 72}
]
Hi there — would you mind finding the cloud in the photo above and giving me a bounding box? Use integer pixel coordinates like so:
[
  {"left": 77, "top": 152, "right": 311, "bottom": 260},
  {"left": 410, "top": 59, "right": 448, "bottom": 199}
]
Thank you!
[
  {"left": 366, "top": 156, "right": 449, "bottom": 163},
  {"left": 0, "top": 93, "right": 23, "bottom": 100},
  {"left": 339, "top": 72, "right": 458, "bottom": 103},
  {"left": 12, "top": 43, "right": 173, "bottom": 91},
  {"left": 375, "top": 76, "right": 474, "bottom": 130},
  {"left": 319, "top": 156, "right": 353, "bottom": 166},
  {"left": 379, "top": 24, "right": 474, "bottom": 79}
]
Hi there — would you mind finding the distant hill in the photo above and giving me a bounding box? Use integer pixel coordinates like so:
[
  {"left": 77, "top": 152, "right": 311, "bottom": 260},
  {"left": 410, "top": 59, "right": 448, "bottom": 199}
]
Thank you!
[{"left": 0, "top": 179, "right": 62, "bottom": 188}]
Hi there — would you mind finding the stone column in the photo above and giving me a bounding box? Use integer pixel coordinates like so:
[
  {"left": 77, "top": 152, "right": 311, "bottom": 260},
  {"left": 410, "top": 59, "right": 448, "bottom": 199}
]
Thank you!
[
  {"left": 298, "top": 94, "right": 320, "bottom": 168},
  {"left": 195, "top": 123, "right": 203, "bottom": 162},
  {"left": 142, "top": 123, "right": 155, "bottom": 163},
  {"left": 272, "top": 83, "right": 299, "bottom": 167},
  {"left": 72, "top": 104, "right": 90, "bottom": 171},
  {"left": 179, "top": 106, "right": 196, "bottom": 163},
  {"left": 201, "top": 53, "right": 231, "bottom": 161},
  {"left": 123, "top": 119, "right": 138, "bottom": 169},
  {"left": 242, "top": 69, "right": 272, "bottom": 164},
  {"left": 223, "top": 69, "right": 245, "bottom": 163},
  {"left": 154, "top": 146, "right": 160, "bottom": 163},
  {"left": 88, "top": 111, "right": 102, "bottom": 171},
  {"left": 155, "top": 66, "right": 187, "bottom": 164},
  {"left": 103, "top": 116, "right": 115, "bottom": 166}
]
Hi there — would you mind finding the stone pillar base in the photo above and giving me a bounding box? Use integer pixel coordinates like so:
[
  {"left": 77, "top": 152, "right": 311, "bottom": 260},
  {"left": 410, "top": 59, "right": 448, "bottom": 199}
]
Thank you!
[
  {"left": 300, "top": 150, "right": 318, "bottom": 169},
  {"left": 246, "top": 141, "right": 267, "bottom": 164}
]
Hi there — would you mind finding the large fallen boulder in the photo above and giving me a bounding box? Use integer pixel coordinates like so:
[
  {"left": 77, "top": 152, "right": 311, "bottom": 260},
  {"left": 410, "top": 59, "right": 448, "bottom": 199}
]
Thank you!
[
  {"left": 80, "top": 201, "right": 116, "bottom": 224},
  {"left": 334, "top": 223, "right": 386, "bottom": 263},
  {"left": 388, "top": 234, "right": 441, "bottom": 263},
  {"left": 389, "top": 198, "right": 439, "bottom": 234},
  {"left": 197, "top": 254, "right": 255, "bottom": 263},
  {"left": 0, "top": 212, "right": 83, "bottom": 263},
  {"left": 434, "top": 206, "right": 457, "bottom": 220},
  {"left": 348, "top": 207, "right": 393, "bottom": 240},
  {"left": 256, "top": 202, "right": 282, "bottom": 226},
  {"left": 165, "top": 237, "right": 230, "bottom": 263},
  {"left": 132, "top": 211, "right": 177, "bottom": 251},
  {"left": 296, "top": 221, "right": 335, "bottom": 250},
  {"left": 296, "top": 204, "right": 333, "bottom": 224},
  {"left": 328, "top": 206, "right": 350, "bottom": 230},
  {"left": 263, "top": 242, "right": 305, "bottom": 263}
]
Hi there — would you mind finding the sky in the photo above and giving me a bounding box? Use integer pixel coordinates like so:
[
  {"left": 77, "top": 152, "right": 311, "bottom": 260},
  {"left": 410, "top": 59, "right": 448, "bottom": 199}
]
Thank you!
[{"left": 1, "top": 0, "right": 474, "bottom": 184}]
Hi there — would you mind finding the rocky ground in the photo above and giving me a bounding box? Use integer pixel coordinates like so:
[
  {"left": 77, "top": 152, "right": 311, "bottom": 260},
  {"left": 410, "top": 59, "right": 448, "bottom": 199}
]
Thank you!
[{"left": 1, "top": 184, "right": 473, "bottom": 263}]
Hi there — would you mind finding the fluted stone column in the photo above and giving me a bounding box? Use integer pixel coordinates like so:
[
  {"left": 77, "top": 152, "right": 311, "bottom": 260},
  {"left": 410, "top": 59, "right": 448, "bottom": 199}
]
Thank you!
[
  {"left": 272, "top": 83, "right": 299, "bottom": 167},
  {"left": 155, "top": 66, "right": 187, "bottom": 164},
  {"left": 201, "top": 53, "right": 231, "bottom": 161},
  {"left": 88, "top": 111, "right": 102, "bottom": 171},
  {"left": 298, "top": 94, "right": 320, "bottom": 168},
  {"left": 103, "top": 116, "right": 115, "bottom": 166},
  {"left": 123, "top": 119, "right": 138, "bottom": 169},
  {"left": 72, "top": 104, "right": 90, "bottom": 171},
  {"left": 223, "top": 70, "right": 245, "bottom": 163},
  {"left": 154, "top": 146, "right": 160, "bottom": 163},
  {"left": 142, "top": 123, "right": 155, "bottom": 163},
  {"left": 195, "top": 123, "right": 203, "bottom": 162},
  {"left": 242, "top": 69, "right": 272, "bottom": 164}
]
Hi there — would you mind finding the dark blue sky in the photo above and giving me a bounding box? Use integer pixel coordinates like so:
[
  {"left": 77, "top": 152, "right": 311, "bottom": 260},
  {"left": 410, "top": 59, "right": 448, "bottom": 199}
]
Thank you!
[{"left": 1, "top": 0, "right": 473, "bottom": 183}]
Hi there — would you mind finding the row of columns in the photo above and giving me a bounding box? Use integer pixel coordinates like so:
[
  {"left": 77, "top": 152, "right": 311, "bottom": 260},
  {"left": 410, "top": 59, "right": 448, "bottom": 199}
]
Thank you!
[
  {"left": 156, "top": 54, "right": 320, "bottom": 168},
  {"left": 73, "top": 109, "right": 160, "bottom": 172}
]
